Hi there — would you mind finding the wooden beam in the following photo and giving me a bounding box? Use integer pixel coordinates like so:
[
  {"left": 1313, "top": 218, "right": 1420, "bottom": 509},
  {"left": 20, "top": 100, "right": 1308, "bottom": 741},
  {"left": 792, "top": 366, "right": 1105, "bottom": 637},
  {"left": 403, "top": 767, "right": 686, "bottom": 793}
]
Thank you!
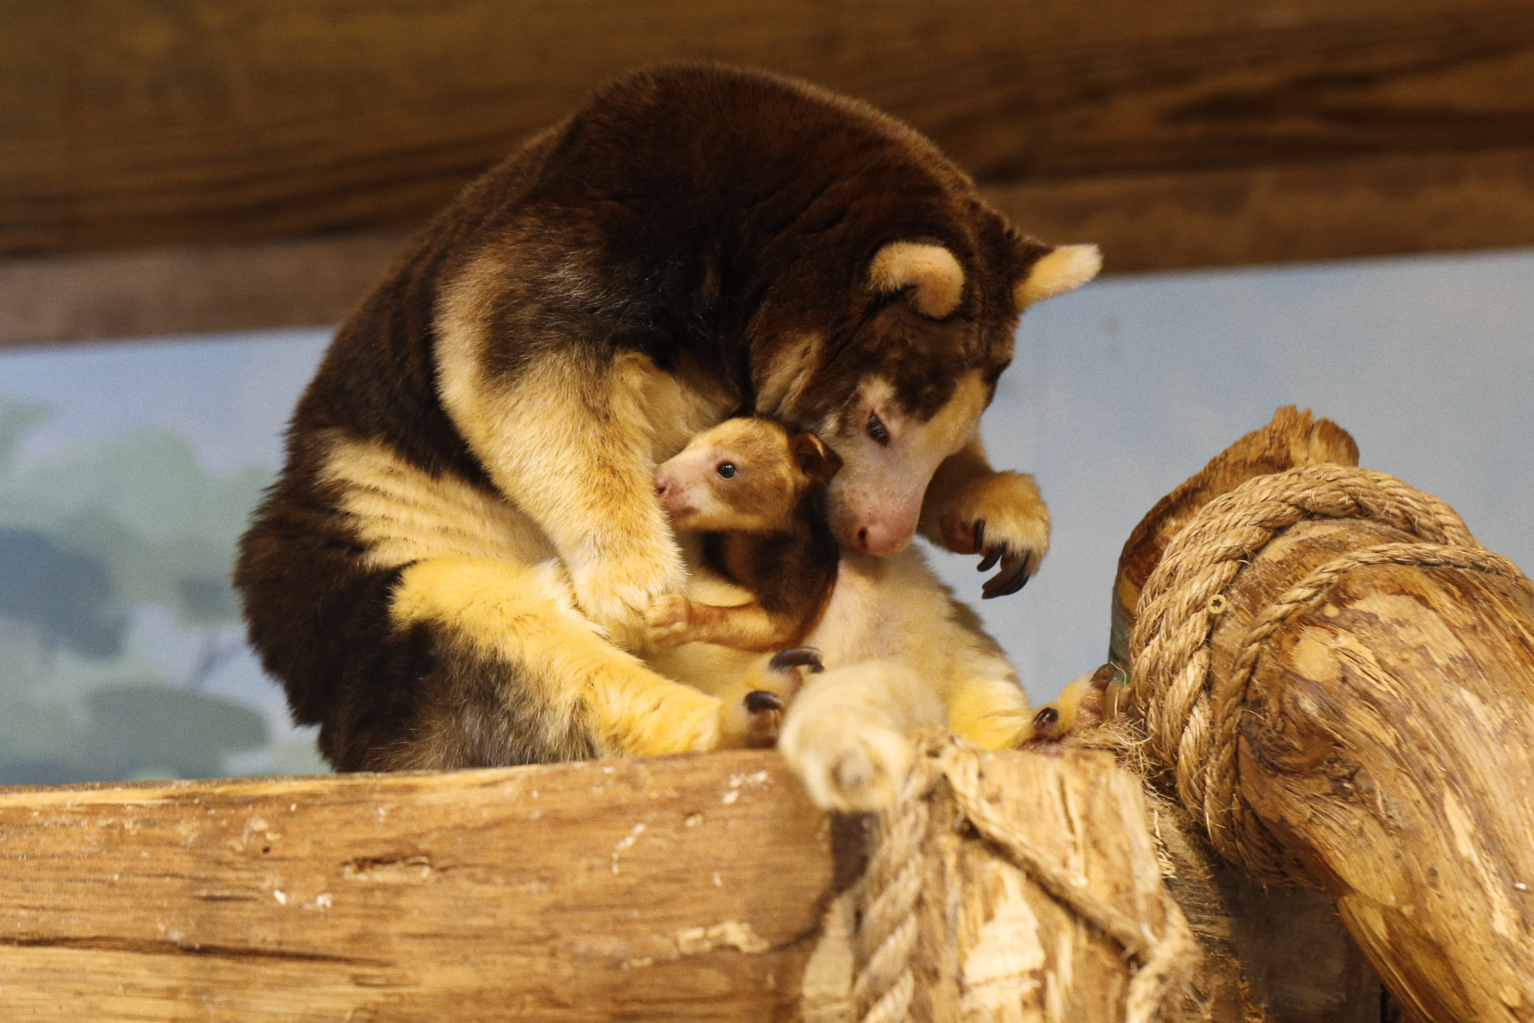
[
  {"left": 0, "top": 231, "right": 410, "bottom": 348},
  {"left": 7, "top": 146, "right": 1533, "bottom": 348},
  {"left": 3, "top": 0, "right": 1532, "bottom": 256},
  {"left": 0, "top": 739, "right": 1381, "bottom": 1021},
  {"left": 987, "top": 146, "right": 1534, "bottom": 274},
  {"left": 0, "top": 751, "right": 839, "bottom": 1021}
]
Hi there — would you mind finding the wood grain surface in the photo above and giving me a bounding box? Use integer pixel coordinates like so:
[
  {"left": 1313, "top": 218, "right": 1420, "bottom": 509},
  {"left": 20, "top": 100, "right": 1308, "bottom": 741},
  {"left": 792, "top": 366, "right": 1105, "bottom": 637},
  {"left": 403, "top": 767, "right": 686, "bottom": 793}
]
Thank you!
[
  {"left": 11, "top": 142, "right": 1534, "bottom": 347},
  {"left": 1214, "top": 518, "right": 1534, "bottom": 1023},
  {"left": 1110, "top": 409, "right": 1534, "bottom": 1021},
  {"left": 4, "top": 0, "right": 1532, "bottom": 255},
  {"left": 0, "top": 735, "right": 1383, "bottom": 1021},
  {"left": 0, "top": 750, "right": 836, "bottom": 1021}
]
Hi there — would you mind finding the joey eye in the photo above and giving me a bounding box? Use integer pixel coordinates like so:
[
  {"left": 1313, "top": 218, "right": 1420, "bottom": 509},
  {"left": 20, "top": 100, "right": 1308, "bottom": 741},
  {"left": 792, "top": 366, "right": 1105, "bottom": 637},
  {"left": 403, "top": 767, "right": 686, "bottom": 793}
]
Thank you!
[
  {"left": 867, "top": 412, "right": 891, "bottom": 446},
  {"left": 717, "top": 462, "right": 737, "bottom": 479}
]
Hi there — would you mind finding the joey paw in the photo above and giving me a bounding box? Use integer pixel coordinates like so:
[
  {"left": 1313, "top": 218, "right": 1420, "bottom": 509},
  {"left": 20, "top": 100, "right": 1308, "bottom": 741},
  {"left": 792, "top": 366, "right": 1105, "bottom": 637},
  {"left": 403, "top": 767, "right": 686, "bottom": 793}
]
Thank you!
[
  {"left": 644, "top": 594, "right": 695, "bottom": 647},
  {"left": 573, "top": 547, "right": 689, "bottom": 647}
]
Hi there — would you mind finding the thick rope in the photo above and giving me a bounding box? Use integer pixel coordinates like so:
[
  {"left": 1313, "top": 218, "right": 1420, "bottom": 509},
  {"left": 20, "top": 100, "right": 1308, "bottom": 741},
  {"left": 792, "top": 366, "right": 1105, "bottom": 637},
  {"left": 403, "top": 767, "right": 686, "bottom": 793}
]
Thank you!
[
  {"left": 1127, "top": 464, "right": 1534, "bottom": 883},
  {"left": 849, "top": 734, "right": 1196, "bottom": 1023}
]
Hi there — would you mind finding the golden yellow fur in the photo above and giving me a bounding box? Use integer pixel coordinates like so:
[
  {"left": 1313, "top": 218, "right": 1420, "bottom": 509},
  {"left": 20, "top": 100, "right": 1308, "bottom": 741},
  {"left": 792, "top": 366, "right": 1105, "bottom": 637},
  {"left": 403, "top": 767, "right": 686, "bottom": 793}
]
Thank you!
[
  {"left": 390, "top": 558, "right": 726, "bottom": 759},
  {"left": 439, "top": 278, "right": 735, "bottom": 652}
]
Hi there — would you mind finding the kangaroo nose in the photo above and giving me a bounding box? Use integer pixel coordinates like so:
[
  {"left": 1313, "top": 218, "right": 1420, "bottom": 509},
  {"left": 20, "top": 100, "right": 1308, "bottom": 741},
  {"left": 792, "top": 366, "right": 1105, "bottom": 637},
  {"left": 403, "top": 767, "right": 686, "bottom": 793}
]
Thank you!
[{"left": 853, "top": 520, "right": 912, "bottom": 556}]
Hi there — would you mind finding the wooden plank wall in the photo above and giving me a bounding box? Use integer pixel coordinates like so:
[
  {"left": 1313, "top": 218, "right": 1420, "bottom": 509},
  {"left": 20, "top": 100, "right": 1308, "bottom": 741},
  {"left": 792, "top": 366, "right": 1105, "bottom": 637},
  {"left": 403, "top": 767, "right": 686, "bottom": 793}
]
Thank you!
[{"left": 3, "top": 0, "right": 1532, "bottom": 345}]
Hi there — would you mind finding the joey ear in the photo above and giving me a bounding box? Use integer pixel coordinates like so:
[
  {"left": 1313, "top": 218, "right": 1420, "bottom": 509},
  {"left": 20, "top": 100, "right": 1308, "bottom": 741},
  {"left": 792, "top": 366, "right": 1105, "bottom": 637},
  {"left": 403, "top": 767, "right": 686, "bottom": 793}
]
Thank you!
[
  {"left": 868, "top": 241, "right": 965, "bottom": 319},
  {"left": 792, "top": 433, "right": 843, "bottom": 485},
  {"left": 1014, "top": 244, "right": 1101, "bottom": 310}
]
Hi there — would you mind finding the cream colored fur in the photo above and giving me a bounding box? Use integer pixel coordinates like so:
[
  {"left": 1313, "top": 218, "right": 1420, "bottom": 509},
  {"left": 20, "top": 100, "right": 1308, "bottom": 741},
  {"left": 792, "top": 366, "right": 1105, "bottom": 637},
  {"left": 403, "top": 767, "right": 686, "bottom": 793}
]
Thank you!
[
  {"left": 660, "top": 545, "right": 1032, "bottom": 809},
  {"left": 320, "top": 434, "right": 558, "bottom": 571},
  {"left": 754, "top": 331, "right": 826, "bottom": 419},
  {"left": 820, "top": 372, "right": 992, "bottom": 554},
  {"left": 1015, "top": 244, "right": 1103, "bottom": 309},
  {"left": 868, "top": 241, "right": 966, "bottom": 319},
  {"left": 778, "top": 660, "right": 945, "bottom": 811}
]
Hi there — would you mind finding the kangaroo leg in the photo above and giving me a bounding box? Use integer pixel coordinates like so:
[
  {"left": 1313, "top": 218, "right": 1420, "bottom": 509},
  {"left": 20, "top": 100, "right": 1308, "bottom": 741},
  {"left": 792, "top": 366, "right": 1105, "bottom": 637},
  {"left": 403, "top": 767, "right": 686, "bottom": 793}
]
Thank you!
[{"left": 386, "top": 556, "right": 733, "bottom": 766}]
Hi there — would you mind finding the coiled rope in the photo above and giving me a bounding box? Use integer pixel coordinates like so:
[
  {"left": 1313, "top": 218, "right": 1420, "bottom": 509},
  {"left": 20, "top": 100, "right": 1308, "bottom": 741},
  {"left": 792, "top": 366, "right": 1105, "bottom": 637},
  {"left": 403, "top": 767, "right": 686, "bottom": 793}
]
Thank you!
[{"left": 1126, "top": 463, "right": 1534, "bottom": 883}]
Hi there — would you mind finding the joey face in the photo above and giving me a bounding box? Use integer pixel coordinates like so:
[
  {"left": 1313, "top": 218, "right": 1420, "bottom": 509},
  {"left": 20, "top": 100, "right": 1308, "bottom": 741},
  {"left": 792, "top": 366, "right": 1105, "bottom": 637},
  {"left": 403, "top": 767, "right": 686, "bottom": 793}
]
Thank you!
[{"left": 655, "top": 418, "right": 839, "bottom": 534}]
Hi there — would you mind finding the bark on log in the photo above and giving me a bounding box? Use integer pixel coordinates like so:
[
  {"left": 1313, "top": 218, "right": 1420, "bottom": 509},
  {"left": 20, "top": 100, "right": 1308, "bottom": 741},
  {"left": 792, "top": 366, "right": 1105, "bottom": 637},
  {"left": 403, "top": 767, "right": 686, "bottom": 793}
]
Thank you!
[
  {"left": 0, "top": 736, "right": 1375, "bottom": 1021},
  {"left": 0, "top": 751, "right": 836, "bottom": 1021},
  {"left": 1113, "top": 405, "right": 1534, "bottom": 1023},
  {"left": 804, "top": 745, "right": 1197, "bottom": 1023},
  {"left": 1218, "top": 516, "right": 1534, "bottom": 1023}
]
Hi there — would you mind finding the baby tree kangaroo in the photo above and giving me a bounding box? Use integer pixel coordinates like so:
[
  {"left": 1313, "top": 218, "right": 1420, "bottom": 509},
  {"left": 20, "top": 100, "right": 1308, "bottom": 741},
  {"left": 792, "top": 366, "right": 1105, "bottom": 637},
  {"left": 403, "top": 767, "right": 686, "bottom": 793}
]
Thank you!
[
  {"left": 646, "top": 417, "right": 842, "bottom": 652},
  {"left": 642, "top": 415, "right": 1039, "bottom": 805},
  {"left": 645, "top": 416, "right": 838, "bottom": 746}
]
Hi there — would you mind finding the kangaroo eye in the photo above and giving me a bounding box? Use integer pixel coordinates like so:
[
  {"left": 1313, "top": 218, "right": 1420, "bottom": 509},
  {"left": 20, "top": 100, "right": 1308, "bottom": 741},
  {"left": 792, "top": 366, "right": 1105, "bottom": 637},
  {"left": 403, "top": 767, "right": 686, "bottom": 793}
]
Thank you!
[
  {"left": 867, "top": 412, "right": 891, "bottom": 446},
  {"left": 717, "top": 462, "right": 737, "bottom": 479}
]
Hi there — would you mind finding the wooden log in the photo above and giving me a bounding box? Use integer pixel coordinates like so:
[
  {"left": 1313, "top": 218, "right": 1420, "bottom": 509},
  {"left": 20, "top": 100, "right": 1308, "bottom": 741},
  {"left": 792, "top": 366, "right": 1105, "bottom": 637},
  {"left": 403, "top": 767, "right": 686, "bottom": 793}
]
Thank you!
[
  {"left": 803, "top": 746, "right": 1198, "bottom": 1023},
  {"left": 0, "top": 230, "right": 411, "bottom": 349},
  {"left": 1111, "top": 405, "right": 1360, "bottom": 675},
  {"left": 1114, "top": 406, "right": 1534, "bottom": 1023},
  {"left": 0, "top": 733, "right": 1379, "bottom": 1021},
  {"left": 0, "top": 751, "right": 836, "bottom": 1021},
  {"left": 1215, "top": 516, "right": 1534, "bottom": 1023}
]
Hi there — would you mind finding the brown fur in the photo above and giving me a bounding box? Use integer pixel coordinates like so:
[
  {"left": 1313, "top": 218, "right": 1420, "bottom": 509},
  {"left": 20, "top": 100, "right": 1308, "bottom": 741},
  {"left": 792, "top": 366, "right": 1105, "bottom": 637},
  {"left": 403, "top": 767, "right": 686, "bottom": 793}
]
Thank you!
[
  {"left": 234, "top": 63, "right": 1096, "bottom": 772},
  {"left": 648, "top": 417, "right": 841, "bottom": 651}
]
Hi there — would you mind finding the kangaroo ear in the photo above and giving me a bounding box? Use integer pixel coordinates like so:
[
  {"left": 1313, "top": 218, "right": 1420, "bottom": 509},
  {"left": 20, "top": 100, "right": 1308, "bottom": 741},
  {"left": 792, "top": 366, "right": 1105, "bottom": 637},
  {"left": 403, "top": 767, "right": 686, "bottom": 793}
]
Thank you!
[
  {"left": 869, "top": 242, "right": 965, "bottom": 319},
  {"left": 1014, "top": 243, "right": 1101, "bottom": 310},
  {"left": 792, "top": 433, "right": 843, "bottom": 485}
]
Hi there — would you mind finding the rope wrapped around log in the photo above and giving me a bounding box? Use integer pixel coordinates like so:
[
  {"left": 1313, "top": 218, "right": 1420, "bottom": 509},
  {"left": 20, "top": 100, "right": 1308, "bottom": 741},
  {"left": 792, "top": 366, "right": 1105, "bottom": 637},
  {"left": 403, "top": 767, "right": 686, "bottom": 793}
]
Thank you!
[
  {"left": 1125, "top": 462, "right": 1534, "bottom": 885},
  {"left": 844, "top": 733, "right": 1197, "bottom": 1023}
]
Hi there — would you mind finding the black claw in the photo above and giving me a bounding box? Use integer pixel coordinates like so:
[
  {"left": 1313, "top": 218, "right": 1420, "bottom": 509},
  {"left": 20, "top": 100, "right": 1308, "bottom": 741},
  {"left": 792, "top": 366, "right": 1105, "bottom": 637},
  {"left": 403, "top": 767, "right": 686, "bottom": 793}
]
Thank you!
[
  {"left": 982, "top": 552, "right": 1033, "bottom": 599},
  {"left": 1032, "top": 706, "right": 1059, "bottom": 728},
  {"left": 971, "top": 518, "right": 986, "bottom": 554},
  {"left": 769, "top": 646, "right": 824, "bottom": 673},
  {"left": 745, "top": 690, "right": 784, "bottom": 713},
  {"left": 977, "top": 545, "right": 1004, "bottom": 572}
]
